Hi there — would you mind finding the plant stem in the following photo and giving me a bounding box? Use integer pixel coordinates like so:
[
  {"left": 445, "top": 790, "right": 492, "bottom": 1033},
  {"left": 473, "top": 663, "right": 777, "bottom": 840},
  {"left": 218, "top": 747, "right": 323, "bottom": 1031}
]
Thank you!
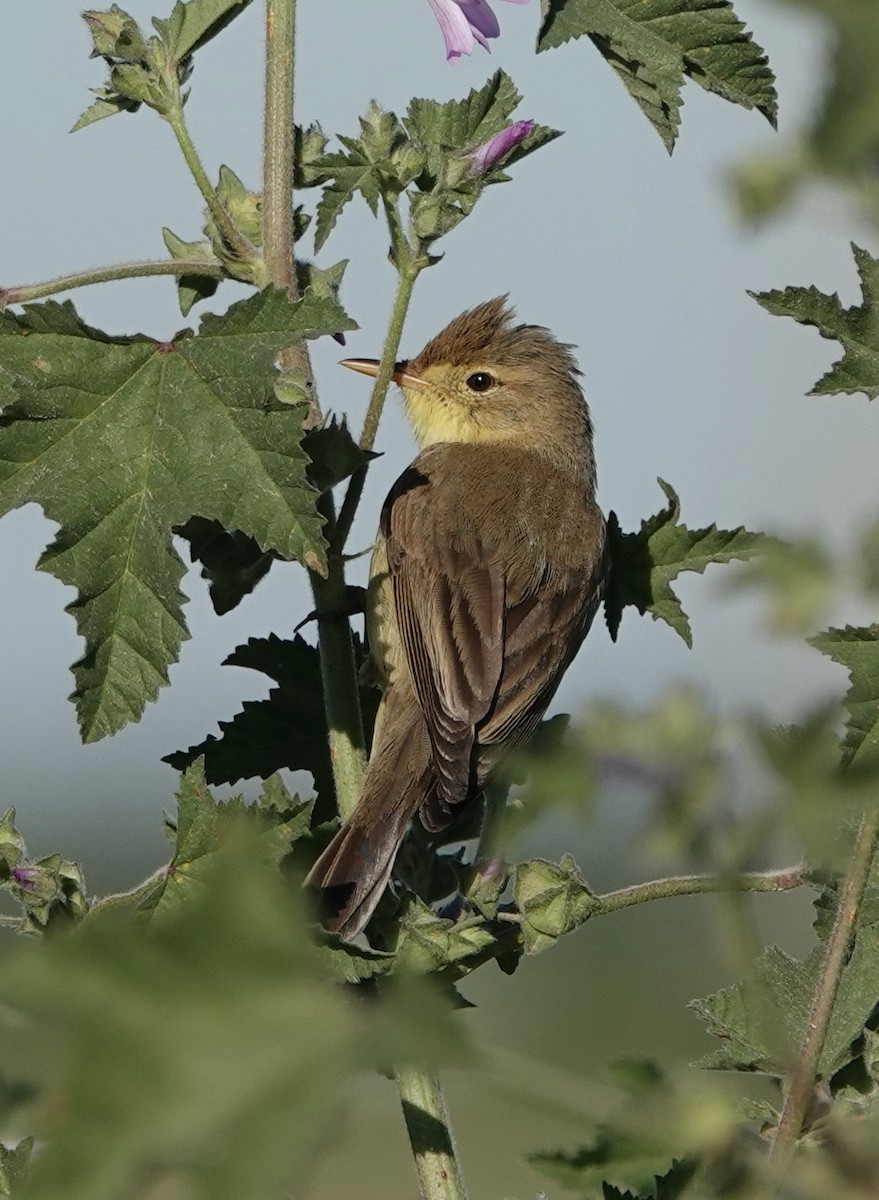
[
  {"left": 331, "top": 212, "right": 421, "bottom": 555},
  {"left": 771, "top": 806, "right": 879, "bottom": 1162},
  {"left": 0, "top": 259, "right": 224, "bottom": 310},
  {"left": 262, "top": 0, "right": 295, "bottom": 298},
  {"left": 262, "top": 0, "right": 363, "bottom": 819},
  {"left": 451, "top": 865, "right": 806, "bottom": 980},
  {"left": 396, "top": 1066, "right": 470, "bottom": 1200},
  {"left": 598, "top": 864, "right": 805, "bottom": 913},
  {"left": 167, "top": 105, "right": 254, "bottom": 265}
]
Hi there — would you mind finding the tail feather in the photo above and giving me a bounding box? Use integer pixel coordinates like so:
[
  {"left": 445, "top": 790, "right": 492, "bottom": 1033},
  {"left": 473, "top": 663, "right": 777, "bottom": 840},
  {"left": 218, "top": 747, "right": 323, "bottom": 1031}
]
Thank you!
[
  {"left": 306, "top": 684, "right": 432, "bottom": 940},
  {"left": 306, "top": 805, "right": 414, "bottom": 940}
]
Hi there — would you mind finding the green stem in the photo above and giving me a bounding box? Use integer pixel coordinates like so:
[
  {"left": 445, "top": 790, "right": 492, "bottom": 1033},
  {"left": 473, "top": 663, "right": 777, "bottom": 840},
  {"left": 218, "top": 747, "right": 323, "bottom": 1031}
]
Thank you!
[
  {"left": 396, "top": 1066, "right": 470, "bottom": 1200},
  {"left": 0, "top": 259, "right": 224, "bottom": 310},
  {"left": 598, "top": 864, "right": 805, "bottom": 914},
  {"left": 311, "top": 493, "right": 367, "bottom": 822},
  {"left": 262, "top": 0, "right": 361, "bottom": 818},
  {"left": 771, "top": 807, "right": 879, "bottom": 1163},
  {"left": 167, "top": 104, "right": 254, "bottom": 265},
  {"left": 451, "top": 865, "right": 805, "bottom": 981},
  {"left": 331, "top": 212, "right": 422, "bottom": 556},
  {"left": 262, "top": 0, "right": 295, "bottom": 297}
]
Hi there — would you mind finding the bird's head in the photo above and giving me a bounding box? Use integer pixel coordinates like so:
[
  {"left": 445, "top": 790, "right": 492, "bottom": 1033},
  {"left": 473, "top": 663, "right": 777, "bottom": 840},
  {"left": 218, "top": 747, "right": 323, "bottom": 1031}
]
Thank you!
[{"left": 341, "top": 298, "right": 594, "bottom": 474}]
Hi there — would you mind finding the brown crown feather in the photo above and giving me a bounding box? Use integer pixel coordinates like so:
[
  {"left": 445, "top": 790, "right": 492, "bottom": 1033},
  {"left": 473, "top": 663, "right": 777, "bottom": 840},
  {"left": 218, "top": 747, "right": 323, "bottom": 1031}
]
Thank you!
[{"left": 409, "top": 297, "right": 581, "bottom": 379}]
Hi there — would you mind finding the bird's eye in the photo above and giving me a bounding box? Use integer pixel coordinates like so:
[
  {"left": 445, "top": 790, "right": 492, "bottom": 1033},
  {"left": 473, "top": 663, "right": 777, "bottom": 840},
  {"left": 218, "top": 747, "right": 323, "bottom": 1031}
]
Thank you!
[{"left": 465, "top": 371, "right": 495, "bottom": 393}]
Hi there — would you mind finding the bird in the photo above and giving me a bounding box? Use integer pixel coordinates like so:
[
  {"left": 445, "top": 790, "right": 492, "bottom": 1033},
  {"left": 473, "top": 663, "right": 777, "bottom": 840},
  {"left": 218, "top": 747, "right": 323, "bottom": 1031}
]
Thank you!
[{"left": 306, "top": 297, "right": 608, "bottom": 940}]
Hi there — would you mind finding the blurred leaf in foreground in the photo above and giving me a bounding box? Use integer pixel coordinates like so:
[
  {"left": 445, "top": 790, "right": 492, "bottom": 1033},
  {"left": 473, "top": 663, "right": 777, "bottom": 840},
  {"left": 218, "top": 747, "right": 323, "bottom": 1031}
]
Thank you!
[{"left": 0, "top": 843, "right": 465, "bottom": 1200}]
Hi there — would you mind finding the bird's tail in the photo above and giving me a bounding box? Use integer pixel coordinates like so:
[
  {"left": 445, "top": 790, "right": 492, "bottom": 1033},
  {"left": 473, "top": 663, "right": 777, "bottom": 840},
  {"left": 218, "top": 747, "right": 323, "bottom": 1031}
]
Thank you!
[{"left": 305, "top": 687, "right": 432, "bottom": 940}]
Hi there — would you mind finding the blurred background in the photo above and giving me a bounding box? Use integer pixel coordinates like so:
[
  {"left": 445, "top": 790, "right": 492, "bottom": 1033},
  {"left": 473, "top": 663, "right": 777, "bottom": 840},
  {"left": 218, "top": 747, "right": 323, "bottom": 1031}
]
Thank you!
[{"left": 1, "top": 1, "right": 877, "bottom": 1195}]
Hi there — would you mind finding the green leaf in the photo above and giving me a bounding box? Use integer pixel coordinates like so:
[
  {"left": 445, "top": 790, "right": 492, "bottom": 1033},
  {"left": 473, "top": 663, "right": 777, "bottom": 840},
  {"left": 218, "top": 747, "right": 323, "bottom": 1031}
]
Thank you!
[
  {"left": 0, "top": 845, "right": 464, "bottom": 1200},
  {"left": 162, "top": 226, "right": 221, "bottom": 316},
  {"left": 691, "top": 931, "right": 879, "bottom": 1079},
  {"left": 71, "top": 88, "right": 141, "bottom": 132},
  {"left": 810, "top": 625, "right": 879, "bottom": 769},
  {"left": 406, "top": 69, "right": 522, "bottom": 165},
  {"left": 0, "top": 290, "right": 354, "bottom": 741},
  {"left": 163, "top": 634, "right": 336, "bottom": 818},
  {"left": 176, "top": 516, "right": 276, "bottom": 615},
  {"left": 302, "top": 415, "right": 376, "bottom": 493},
  {"left": 604, "top": 480, "right": 768, "bottom": 646},
  {"left": 312, "top": 147, "right": 382, "bottom": 253},
  {"left": 512, "top": 854, "right": 601, "bottom": 953},
  {"left": 538, "top": 0, "right": 776, "bottom": 153},
  {"left": 152, "top": 0, "right": 256, "bottom": 60},
  {"left": 140, "top": 761, "right": 312, "bottom": 920},
  {"left": 531, "top": 1133, "right": 680, "bottom": 1199},
  {"left": 600, "top": 1161, "right": 697, "bottom": 1200},
  {"left": 752, "top": 244, "right": 879, "bottom": 400}
]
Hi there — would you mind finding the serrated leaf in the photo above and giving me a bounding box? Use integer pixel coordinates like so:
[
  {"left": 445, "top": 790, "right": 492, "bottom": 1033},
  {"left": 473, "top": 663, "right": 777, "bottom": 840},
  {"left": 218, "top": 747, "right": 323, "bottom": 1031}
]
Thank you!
[
  {"left": 600, "top": 1160, "right": 697, "bottom": 1200},
  {"left": 604, "top": 480, "right": 768, "bottom": 646},
  {"left": 175, "top": 516, "right": 276, "bottom": 615},
  {"left": 163, "top": 634, "right": 336, "bottom": 818},
  {"left": 302, "top": 415, "right": 375, "bottom": 493},
  {"left": 152, "top": 0, "right": 256, "bottom": 60},
  {"left": 71, "top": 88, "right": 141, "bottom": 132},
  {"left": 752, "top": 244, "right": 879, "bottom": 400},
  {"left": 538, "top": 0, "right": 776, "bottom": 153},
  {"left": 0, "top": 290, "right": 355, "bottom": 741},
  {"left": 312, "top": 149, "right": 381, "bottom": 253},
  {"left": 531, "top": 1134, "right": 680, "bottom": 1199},
  {"left": 0, "top": 845, "right": 464, "bottom": 1200},
  {"left": 691, "top": 931, "right": 879, "bottom": 1079},
  {"left": 810, "top": 625, "right": 879, "bottom": 769},
  {"left": 406, "top": 69, "right": 523, "bottom": 159},
  {"left": 143, "top": 761, "right": 312, "bottom": 920}
]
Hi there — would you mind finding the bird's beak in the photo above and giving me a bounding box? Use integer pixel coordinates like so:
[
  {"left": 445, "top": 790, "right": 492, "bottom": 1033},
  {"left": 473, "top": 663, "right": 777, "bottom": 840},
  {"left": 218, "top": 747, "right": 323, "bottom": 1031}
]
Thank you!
[{"left": 340, "top": 358, "right": 428, "bottom": 390}]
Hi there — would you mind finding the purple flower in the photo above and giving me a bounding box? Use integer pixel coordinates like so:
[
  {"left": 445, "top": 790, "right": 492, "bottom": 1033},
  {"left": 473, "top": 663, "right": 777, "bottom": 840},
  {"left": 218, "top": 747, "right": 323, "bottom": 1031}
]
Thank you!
[
  {"left": 427, "top": 0, "right": 529, "bottom": 62},
  {"left": 466, "top": 119, "right": 535, "bottom": 174}
]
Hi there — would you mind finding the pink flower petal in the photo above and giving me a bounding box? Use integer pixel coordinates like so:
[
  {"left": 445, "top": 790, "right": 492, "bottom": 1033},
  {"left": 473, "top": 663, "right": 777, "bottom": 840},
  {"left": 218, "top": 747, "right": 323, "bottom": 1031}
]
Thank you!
[{"left": 427, "top": 0, "right": 475, "bottom": 60}]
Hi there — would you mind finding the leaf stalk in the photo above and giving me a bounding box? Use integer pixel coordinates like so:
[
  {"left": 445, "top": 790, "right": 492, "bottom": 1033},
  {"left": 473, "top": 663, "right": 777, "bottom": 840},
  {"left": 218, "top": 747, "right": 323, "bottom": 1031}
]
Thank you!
[{"left": 0, "top": 259, "right": 224, "bottom": 310}]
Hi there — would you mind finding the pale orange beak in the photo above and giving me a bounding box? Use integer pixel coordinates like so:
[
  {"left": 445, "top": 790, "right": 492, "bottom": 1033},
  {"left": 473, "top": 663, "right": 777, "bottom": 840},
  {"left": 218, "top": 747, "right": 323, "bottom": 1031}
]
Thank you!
[{"left": 340, "top": 358, "right": 428, "bottom": 389}]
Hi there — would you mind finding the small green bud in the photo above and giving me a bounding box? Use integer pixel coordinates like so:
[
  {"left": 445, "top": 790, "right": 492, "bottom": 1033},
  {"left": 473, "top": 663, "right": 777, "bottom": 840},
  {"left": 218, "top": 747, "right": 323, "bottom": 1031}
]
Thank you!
[{"left": 83, "top": 5, "right": 148, "bottom": 62}]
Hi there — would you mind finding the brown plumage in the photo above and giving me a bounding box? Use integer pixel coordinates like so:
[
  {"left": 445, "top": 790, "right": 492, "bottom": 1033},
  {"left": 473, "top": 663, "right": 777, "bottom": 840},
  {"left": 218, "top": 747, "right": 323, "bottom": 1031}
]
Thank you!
[{"left": 306, "top": 300, "right": 607, "bottom": 939}]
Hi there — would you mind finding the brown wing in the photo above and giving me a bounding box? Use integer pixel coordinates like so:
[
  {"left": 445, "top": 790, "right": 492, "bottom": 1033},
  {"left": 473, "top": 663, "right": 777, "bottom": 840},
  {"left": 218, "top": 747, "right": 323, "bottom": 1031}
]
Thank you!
[{"left": 382, "top": 464, "right": 505, "bottom": 810}]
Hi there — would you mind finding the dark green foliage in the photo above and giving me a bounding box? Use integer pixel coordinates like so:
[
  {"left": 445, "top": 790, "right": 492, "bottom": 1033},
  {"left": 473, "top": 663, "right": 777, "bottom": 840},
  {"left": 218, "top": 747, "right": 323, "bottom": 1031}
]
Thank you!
[{"left": 537, "top": 0, "right": 776, "bottom": 152}]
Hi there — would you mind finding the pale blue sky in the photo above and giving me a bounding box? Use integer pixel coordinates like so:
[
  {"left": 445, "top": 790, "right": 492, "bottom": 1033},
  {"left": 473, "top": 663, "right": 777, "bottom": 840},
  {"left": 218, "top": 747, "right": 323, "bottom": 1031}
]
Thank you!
[{"left": 1, "top": 0, "right": 876, "bottom": 892}]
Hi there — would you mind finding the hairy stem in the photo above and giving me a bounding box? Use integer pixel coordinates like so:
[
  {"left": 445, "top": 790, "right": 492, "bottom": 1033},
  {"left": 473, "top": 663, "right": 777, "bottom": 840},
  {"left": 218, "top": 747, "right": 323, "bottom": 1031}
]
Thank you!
[
  {"left": 91, "top": 865, "right": 172, "bottom": 913},
  {"left": 451, "top": 865, "right": 806, "bottom": 980},
  {"left": 167, "top": 105, "right": 254, "bottom": 266},
  {"left": 396, "top": 1066, "right": 470, "bottom": 1200},
  {"left": 0, "top": 259, "right": 224, "bottom": 310},
  {"left": 262, "top": 0, "right": 363, "bottom": 814},
  {"left": 331, "top": 203, "right": 422, "bottom": 556},
  {"left": 598, "top": 865, "right": 805, "bottom": 913},
  {"left": 771, "top": 807, "right": 879, "bottom": 1162},
  {"left": 262, "top": 0, "right": 295, "bottom": 297}
]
